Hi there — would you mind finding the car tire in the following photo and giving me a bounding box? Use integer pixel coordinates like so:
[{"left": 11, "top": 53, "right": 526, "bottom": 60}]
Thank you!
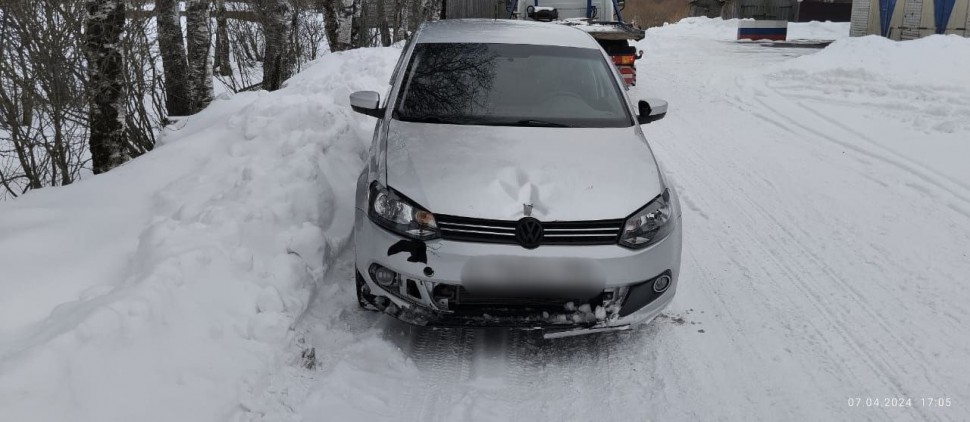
[{"left": 355, "top": 269, "right": 380, "bottom": 312}]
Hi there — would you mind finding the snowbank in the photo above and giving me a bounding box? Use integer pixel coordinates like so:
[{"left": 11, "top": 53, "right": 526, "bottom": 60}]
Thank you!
[
  {"left": 762, "top": 34, "right": 970, "bottom": 186},
  {"left": 776, "top": 34, "right": 970, "bottom": 87},
  {"left": 649, "top": 17, "right": 849, "bottom": 41},
  {"left": 0, "top": 47, "right": 399, "bottom": 422},
  {"left": 643, "top": 16, "right": 970, "bottom": 204}
]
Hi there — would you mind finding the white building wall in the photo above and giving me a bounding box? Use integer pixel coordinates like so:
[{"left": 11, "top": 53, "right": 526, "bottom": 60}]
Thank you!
[
  {"left": 949, "top": 0, "right": 970, "bottom": 35},
  {"left": 899, "top": 0, "right": 923, "bottom": 39},
  {"left": 850, "top": 0, "right": 871, "bottom": 35},
  {"left": 851, "top": 0, "right": 970, "bottom": 38},
  {"left": 965, "top": 2, "right": 970, "bottom": 35}
]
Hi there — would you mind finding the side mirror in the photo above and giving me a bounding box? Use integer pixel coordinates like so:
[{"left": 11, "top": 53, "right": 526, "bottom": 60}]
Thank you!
[
  {"left": 637, "top": 98, "right": 668, "bottom": 124},
  {"left": 350, "top": 91, "right": 384, "bottom": 118}
]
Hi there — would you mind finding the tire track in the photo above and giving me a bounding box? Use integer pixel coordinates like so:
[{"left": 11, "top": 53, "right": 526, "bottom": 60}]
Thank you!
[
  {"left": 673, "top": 170, "right": 901, "bottom": 420},
  {"left": 655, "top": 78, "right": 949, "bottom": 421},
  {"left": 749, "top": 84, "right": 970, "bottom": 217},
  {"left": 400, "top": 327, "right": 478, "bottom": 422}
]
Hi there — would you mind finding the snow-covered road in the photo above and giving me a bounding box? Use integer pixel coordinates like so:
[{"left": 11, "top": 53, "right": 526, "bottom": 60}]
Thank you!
[
  {"left": 240, "top": 21, "right": 970, "bottom": 422},
  {"left": 2, "top": 18, "right": 968, "bottom": 422}
]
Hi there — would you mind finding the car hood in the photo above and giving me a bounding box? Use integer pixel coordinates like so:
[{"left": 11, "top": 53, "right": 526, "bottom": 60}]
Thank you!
[{"left": 384, "top": 120, "right": 663, "bottom": 221}]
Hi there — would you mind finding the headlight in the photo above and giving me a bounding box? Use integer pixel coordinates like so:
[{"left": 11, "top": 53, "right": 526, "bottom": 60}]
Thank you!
[
  {"left": 368, "top": 181, "right": 439, "bottom": 240},
  {"left": 619, "top": 189, "right": 673, "bottom": 249}
]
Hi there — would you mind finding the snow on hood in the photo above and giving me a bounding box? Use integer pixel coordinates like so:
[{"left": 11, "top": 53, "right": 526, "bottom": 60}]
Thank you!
[{"left": 384, "top": 120, "right": 663, "bottom": 221}]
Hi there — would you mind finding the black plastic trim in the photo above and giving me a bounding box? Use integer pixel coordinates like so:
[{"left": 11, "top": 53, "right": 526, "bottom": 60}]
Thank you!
[{"left": 618, "top": 271, "right": 672, "bottom": 317}]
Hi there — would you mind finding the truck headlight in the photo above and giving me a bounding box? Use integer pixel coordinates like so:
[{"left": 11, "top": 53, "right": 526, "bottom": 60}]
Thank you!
[
  {"left": 368, "top": 181, "right": 439, "bottom": 240},
  {"left": 619, "top": 190, "right": 673, "bottom": 249}
]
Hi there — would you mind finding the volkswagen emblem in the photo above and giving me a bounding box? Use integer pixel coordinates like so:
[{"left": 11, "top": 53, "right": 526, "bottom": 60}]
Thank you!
[{"left": 514, "top": 217, "right": 544, "bottom": 249}]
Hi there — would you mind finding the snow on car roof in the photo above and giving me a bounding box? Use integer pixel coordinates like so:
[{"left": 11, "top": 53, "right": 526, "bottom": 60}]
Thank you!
[{"left": 415, "top": 19, "right": 601, "bottom": 49}]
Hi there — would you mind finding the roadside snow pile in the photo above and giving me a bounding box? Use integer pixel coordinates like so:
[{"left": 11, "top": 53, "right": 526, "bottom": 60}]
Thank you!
[
  {"left": 650, "top": 17, "right": 849, "bottom": 41},
  {"left": 0, "top": 47, "right": 399, "bottom": 422},
  {"left": 651, "top": 17, "right": 742, "bottom": 40},
  {"left": 761, "top": 34, "right": 970, "bottom": 185},
  {"left": 774, "top": 34, "right": 970, "bottom": 88},
  {"left": 786, "top": 20, "right": 850, "bottom": 40}
]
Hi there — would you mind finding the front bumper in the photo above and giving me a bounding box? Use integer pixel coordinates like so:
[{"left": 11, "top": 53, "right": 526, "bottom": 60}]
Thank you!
[{"left": 354, "top": 208, "right": 682, "bottom": 338}]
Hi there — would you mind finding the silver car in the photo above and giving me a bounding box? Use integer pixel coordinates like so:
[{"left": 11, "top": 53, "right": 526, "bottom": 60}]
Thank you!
[{"left": 350, "top": 19, "right": 681, "bottom": 339}]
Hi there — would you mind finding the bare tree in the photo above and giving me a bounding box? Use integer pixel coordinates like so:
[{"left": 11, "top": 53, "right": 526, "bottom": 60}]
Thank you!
[
  {"left": 298, "top": 7, "right": 328, "bottom": 60},
  {"left": 351, "top": 0, "right": 363, "bottom": 47},
  {"left": 0, "top": 0, "right": 88, "bottom": 195},
  {"left": 186, "top": 0, "right": 213, "bottom": 112},
  {"left": 123, "top": 6, "right": 166, "bottom": 155},
  {"left": 217, "top": 17, "right": 263, "bottom": 92},
  {"left": 84, "top": 0, "right": 129, "bottom": 174},
  {"left": 324, "top": 0, "right": 356, "bottom": 51},
  {"left": 391, "top": 0, "right": 406, "bottom": 42},
  {"left": 376, "top": 0, "right": 391, "bottom": 46},
  {"left": 186, "top": 0, "right": 214, "bottom": 110},
  {"left": 254, "top": 0, "right": 298, "bottom": 91},
  {"left": 354, "top": 0, "right": 437, "bottom": 48},
  {"left": 156, "top": 0, "right": 193, "bottom": 116},
  {"left": 214, "top": 0, "right": 232, "bottom": 76},
  {"left": 1, "top": 0, "right": 163, "bottom": 197}
]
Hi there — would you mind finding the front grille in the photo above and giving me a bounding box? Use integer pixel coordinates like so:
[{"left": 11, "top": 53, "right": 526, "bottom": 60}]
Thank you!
[{"left": 435, "top": 214, "right": 623, "bottom": 247}]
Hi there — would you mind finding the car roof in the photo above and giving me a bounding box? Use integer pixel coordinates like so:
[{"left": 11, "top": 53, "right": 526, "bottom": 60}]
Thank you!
[{"left": 415, "top": 19, "right": 600, "bottom": 49}]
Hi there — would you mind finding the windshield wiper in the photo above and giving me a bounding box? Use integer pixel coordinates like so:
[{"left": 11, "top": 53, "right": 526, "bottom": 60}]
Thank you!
[
  {"left": 509, "top": 119, "right": 570, "bottom": 128},
  {"left": 400, "top": 115, "right": 485, "bottom": 125},
  {"left": 400, "top": 116, "right": 571, "bottom": 128}
]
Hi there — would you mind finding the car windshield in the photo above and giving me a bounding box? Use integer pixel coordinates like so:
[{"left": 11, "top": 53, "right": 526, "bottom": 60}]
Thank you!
[{"left": 393, "top": 43, "right": 632, "bottom": 128}]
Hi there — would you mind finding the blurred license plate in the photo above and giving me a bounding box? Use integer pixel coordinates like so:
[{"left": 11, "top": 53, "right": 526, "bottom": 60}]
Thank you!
[{"left": 461, "top": 256, "right": 605, "bottom": 293}]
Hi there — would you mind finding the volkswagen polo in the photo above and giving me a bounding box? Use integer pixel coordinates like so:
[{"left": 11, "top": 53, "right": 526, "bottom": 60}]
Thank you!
[{"left": 350, "top": 19, "right": 682, "bottom": 338}]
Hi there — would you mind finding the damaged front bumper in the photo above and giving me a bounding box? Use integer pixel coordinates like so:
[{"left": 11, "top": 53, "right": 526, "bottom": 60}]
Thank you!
[
  {"left": 357, "top": 268, "right": 675, "bottom": 338},
  {"left": 358, "top": 268, "right": 676, "bottom": 339},
  {"left": 354, "top": 210, "right": 682, "bottom": 339}
]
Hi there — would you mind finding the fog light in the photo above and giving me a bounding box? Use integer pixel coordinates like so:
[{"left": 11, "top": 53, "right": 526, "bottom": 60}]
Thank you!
[
  {"left": 653, "top": 274, "right": 671, "bottom": 293},
  {"left": 369, "top": 264, "right": 397, "bottom": 287}
]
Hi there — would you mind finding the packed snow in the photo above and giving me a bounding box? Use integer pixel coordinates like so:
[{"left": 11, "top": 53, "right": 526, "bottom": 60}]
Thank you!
[{"left": 1, "top": 17, "right": 969, "bottom": 422}]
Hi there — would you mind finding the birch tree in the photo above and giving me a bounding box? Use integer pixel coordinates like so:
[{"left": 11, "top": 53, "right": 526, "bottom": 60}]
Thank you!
[
  {"left": 84, "top": 0, "right": 129, "bottom": 174},
  {"left": 323, "top": 0, "right": 356, "bottom": 52},
  {"left": 255, "top": 0, "right": 297, "bottom": 91},
  {"left": 156, "top": 0, "right": 193, "bottom": 116},
  {"left": 186, "top": 0, "right": 214, "bottom": 110}
]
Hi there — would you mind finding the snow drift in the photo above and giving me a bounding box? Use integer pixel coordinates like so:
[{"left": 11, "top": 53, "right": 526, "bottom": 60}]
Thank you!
[
  {"left": 762, "top": 34, "right": 970, "bottom": 195},
  {"left": 650, "top": 17, "right": 850, "bottom": 41},
  {"left": 0, "top": 47, "right": 399, "bottom": 422},
  {"left": 778, "top": 34, "right": 970, "bottom": 86}
]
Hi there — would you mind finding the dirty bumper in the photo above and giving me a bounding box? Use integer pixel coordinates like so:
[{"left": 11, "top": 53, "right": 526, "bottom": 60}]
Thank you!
[{"left": 358, "top": 270, "right": 675, "bottom": 339}]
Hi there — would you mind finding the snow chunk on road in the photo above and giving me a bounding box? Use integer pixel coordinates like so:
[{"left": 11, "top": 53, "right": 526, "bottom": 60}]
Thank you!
[{"left": 0, "top": 47, "right": 399, "bottom": 422}]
